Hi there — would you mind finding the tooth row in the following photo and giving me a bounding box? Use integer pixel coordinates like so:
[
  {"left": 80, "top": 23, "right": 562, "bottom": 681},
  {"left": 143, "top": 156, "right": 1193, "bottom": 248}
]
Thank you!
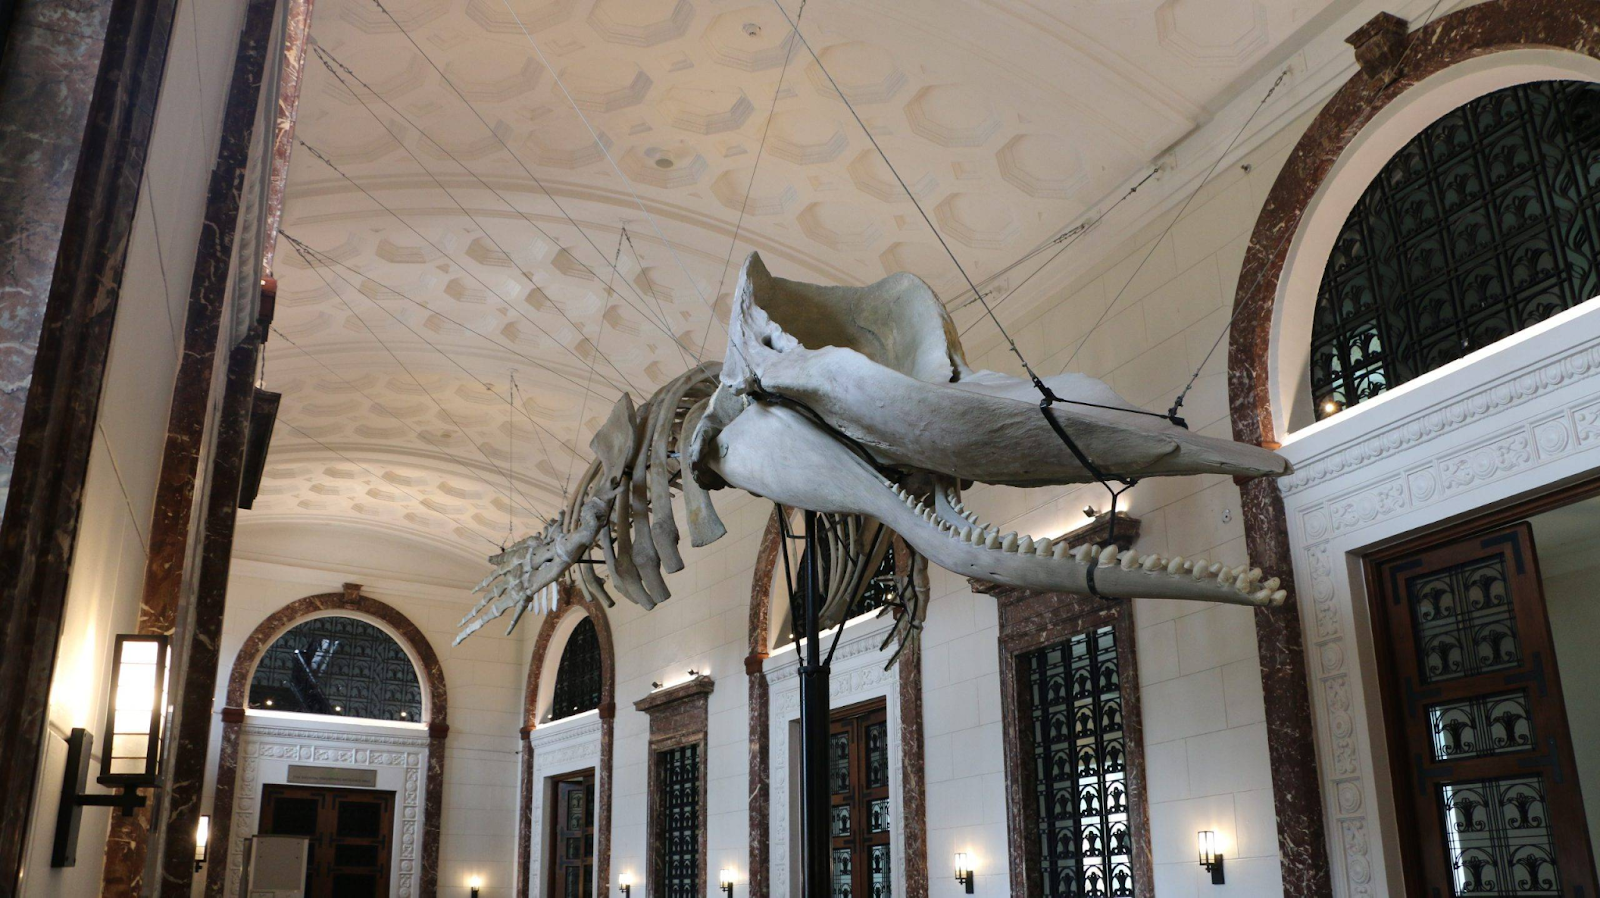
[{"left": 889, "top": 480, "right": 1286, "bottom": 602}]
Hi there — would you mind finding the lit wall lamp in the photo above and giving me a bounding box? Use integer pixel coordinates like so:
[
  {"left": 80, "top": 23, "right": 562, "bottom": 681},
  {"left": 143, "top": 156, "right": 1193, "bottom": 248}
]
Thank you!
[
  {"left": 52, "top": 634, "right": 171, "bottom": 867},
  {"left": 1197, "top": 831, "right": 1225, "bottom": 884},
  {"left": 619, "top": 872, "right": 634, "bottom": 897},
  {"left": 1319, "top": 398, "right": 1344, "bottom": 419},
  {"left": 469, "top": 874, "right": 484, "bottom": 897},
  {"left": 954, "top": 853, "right": 974, "bottom": 894},
  {"left": 194, "top": 814, "right": 211, "bottom": 872},
  {"left": 720, "top": 867, "right": 736, "bottom": 897}
]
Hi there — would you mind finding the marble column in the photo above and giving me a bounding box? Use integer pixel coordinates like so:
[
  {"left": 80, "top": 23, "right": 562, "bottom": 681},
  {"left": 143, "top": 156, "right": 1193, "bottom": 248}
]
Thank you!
[
  {"left": 0, "top": 0, "right": 180, "bottom": 883},
  {"left": 0, "top": 0, "right": 115, "bottom": 507}
]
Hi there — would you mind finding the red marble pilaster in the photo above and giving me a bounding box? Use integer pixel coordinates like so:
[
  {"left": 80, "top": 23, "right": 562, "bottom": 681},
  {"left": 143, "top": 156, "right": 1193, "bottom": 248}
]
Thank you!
[
  {"left": 102, "top": 1, "right": 284, "bottom": 889},
  {"left": 745, "top": 513, "right": 781, "bottom": 897},
  {"left": 516, "top": 582, "right": 616, "bottom": 898}
]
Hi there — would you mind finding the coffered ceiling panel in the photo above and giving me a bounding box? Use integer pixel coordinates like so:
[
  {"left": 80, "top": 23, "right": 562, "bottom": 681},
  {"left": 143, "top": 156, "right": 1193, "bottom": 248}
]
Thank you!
[{"left": 254, "top": 0, "right": 1346, "bottom": 558}]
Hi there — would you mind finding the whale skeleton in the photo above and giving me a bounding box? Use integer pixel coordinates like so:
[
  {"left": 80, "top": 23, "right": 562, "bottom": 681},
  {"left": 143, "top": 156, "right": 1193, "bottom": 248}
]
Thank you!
[{"left": 457, "top": 252, "right": 1290, "bottom": 663}]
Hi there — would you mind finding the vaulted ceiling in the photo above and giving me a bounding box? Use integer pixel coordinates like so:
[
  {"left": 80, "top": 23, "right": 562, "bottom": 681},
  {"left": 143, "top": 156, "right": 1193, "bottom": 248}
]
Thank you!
[{"left": 251, "top": 0, "right": 1348, "bottom": 561}]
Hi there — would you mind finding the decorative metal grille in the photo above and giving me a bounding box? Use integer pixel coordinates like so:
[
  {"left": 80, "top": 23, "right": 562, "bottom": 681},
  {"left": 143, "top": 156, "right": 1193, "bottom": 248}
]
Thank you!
[
  {"left": 1024, "top": 625, "right": 1133, "bottom": 898},
  {"left": 659, "top": 744, "right": 700, "bottom": 898},
  {"left": 1427, "top": 690, "right": 1535, "bottom": 762},
  {"left": 1441, "top": 775, "right": 1562, "bottom": 896},
  {"left": 550, "top": 616, "right": 602, "bottom": 721},
  {"left": 793, "top": 536, "right": 897, "bottom": 638},
  {"left": 1310, "top": 79, "right": 1600, "bottom": 413},
  {"left": 1405, "top": 554, "right": 1521, "bottom": 684},
  {"left": 248, "top": 615, "right": 422, "bottom": 721}
]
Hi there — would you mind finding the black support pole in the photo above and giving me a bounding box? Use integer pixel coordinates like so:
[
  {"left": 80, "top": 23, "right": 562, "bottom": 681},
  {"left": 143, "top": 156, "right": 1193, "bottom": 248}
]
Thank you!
[{"left": 797, "top": 509, "right": 832, "bottom": 898}]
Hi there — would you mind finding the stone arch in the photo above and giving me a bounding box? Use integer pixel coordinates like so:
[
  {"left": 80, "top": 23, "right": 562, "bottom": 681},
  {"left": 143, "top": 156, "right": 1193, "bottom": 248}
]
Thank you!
[
  {"left": 515, "top": 581, "right": 617, "bottom": 898},
  {"left": 206, "top": 583, "right": 448, "bottom": 898},
  {"left": 744, "top": 508, "right": 930, "bottom": 897},
  {"left": 1225, "top": 3, "right": 1600, "bottom": 895}
]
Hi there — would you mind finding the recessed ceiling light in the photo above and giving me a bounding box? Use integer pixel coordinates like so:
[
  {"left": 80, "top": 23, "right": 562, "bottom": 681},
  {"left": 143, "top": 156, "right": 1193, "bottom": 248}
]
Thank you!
[{"left": 743, "top": 22, "right": 760, "bottom": 37}]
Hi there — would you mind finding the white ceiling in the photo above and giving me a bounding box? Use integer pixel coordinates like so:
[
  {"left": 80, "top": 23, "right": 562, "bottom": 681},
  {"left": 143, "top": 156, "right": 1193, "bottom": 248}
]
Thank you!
[{"left": 252, "top": 0, "right": 1359, "bottom": 559}]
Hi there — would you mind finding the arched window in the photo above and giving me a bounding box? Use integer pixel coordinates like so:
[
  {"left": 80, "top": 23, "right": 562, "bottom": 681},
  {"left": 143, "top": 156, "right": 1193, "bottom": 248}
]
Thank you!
[
  {"left": 1310, "top": 79, "right": 1600, "bottom": 416},
  {"left": 248, "top": 615, "right": 423, "bottom": 722},
  {"left": 549, "top": 616, "right": 602, "bottom": 721}
]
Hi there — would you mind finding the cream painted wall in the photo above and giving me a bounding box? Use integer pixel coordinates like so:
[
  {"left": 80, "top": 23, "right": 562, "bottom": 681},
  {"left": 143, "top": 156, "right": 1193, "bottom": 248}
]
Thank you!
[{"left": 15, "top": 1, "right": 247, "bottom": 894}]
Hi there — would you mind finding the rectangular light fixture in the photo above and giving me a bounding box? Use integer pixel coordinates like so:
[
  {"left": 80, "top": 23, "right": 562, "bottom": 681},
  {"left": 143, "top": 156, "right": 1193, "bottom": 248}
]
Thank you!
[
  {"left": 194, "top": 815, "right": 210, "bottom": 871},
  {"left": 720, "top": 867, "right": 735, "bottom": 897},
  {"left": 1197, "top": 830, "right": 1225, "bottom": 884},
  {"left": 52, "top": 634, "right": 172, "bottom": 867},
  {"left": 101, "top": 634, "right": 171, "bottom": 786},
  {"left": 955, "top": 853, "right": 974, "bottom": 893}
]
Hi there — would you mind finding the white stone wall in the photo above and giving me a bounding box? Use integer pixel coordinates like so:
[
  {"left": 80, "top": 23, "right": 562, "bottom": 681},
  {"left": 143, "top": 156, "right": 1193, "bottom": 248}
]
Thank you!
[{"left": 16, "top": 1, "right": 249, "bottom": 893}]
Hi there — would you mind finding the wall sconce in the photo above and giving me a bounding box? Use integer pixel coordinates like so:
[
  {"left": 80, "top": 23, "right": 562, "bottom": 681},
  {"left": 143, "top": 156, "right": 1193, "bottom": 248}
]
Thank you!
[
  {"left": 1319, "top": 398, "right": 1343, "bottom": 419},
  {"left": 52, "top": 634, "right": 171, "bottom": 867},
  {"left": 194, "top": 814, "right": 210, "bottom": 871},
  {"left": 619, "top": 872, "right": 634, "bottom": 897},
  {"left": 469, "top": 874, "right": 483, "bottom": 898},
  {"left": 954, "top": 853, "right": 974, "bottom": 894},
  {"left": 1083, "top": 505, "right": 1098, "bottom": 519},
  {"left": 720, "top": 867, "right": 736, "bottom": 897},
  {"left": 1197, "top": 831, "right": 1225, "bottom": 884}
]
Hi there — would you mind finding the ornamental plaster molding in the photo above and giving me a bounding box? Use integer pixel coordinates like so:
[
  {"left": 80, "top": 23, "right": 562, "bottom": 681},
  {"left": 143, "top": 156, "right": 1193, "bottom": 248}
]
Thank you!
[
  {"left": 1279, "top": 336, "right": 1600, "bottom": 496},
  {"left": 229, "top": 723, "right": 427, "bottom": 898}
]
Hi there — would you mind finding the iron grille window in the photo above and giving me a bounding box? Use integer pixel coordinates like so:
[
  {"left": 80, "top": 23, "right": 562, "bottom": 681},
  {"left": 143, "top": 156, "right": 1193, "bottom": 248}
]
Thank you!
[
  {"left": 1022, "top": 625, "right": 1133, "bottom": 898},
  {"left": 248, "top": 615, "right": 423, "bottom": 721},
  {"left": 792, "top": 536, "right": 897, "bottom": 639},
  {"left": 657, "top": 744, "right": 700, "bottom": 898},
  {"left": 550, "top": 617, "right": 602, "bottom": 721},
  {"left": 1310, "top": 79, "right": 1600, "bottom": 414}
]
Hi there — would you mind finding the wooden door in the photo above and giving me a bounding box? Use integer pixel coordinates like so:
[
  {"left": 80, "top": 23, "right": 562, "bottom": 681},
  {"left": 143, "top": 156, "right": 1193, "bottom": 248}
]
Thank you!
[
  {"left": 260, "top": 784, "right": 395, "bottom": 898},
  {"left": 549, "top": 770, "right": 595, "bottom": 898},
  {"left": 1373, "top": 522, "right": 1597, "bottom": 896},
  {"left": 829, "top": 699, "right": 891, "bottom": 898}
]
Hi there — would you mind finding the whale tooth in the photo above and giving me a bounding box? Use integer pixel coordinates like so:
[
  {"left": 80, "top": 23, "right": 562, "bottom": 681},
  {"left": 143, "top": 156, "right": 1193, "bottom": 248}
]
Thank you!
[
  {"left": 1167, "top": 556, "right": 1185, "bottom": 575},
  {"left": 1120, "top": 551, "right": 1139, "bottom": 570},
  {"left": 957, "top": 526, "right": 971, "bottom": 542},
  {"left": 1252, "top": 588, "right": 1273, "bottom": 603},
  {"left": 1052, "top": 541, "right": 1070, "bottom": 559},
  {"left": 1190, "top": 558, "right": 1208, "bottom": 579},
  {"left": 1071, "top": 544, "right": 1094, "bottom": 563},
  {"left": 1270, "top": 589, "right": 1287, "bottom": 605},
  {"left": 984, "top": 531, "right": 1000, "bottom": 550},
  {"left": 1018, "top": 536, "right": 1033, "bottom": 554},
  {"left": 1000, "top": 532, "right": 1018, "bottom": 552},
  {"left": 1247, "top": 567, "right": 1263, "bottom": 584},
  {"left": 1036, "top": 539, "right": 1053, "bottom": 557},
  {"left": 1218, "top": 568, "right": 1237, "bottom": 587},
  {"left": 1141, "top": 554, "right": 1162, "bottom": 571},
  {"left": 1099, "top": 545, "right": 1118, "bottom": 565},
  {"left": 1261, "top": 577, "right": 1280, "bottom": 592}
]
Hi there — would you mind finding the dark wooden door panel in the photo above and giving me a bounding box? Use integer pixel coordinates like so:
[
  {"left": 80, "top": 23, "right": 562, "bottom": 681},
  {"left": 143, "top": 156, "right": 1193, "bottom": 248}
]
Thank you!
[
  {"left": 260, "top": 783, "right": 394, "bottom": 898},
  {"left": 1374, "top": 522, "right": 1597, "bottom": 897},
  {"left": 550, "top": 770, "right": 596, "bottom": 898}
]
